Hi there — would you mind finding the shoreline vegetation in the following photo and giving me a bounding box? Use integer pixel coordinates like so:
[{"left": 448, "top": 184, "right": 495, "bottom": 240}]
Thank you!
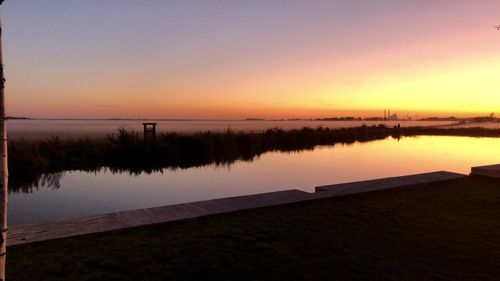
[{"left": 8, "top": 125, "right": 500, "bottom": 192}]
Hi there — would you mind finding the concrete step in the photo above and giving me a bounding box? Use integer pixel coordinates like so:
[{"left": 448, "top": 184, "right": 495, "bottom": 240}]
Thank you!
[{"left": 471, "top": 164, "right": 500, "bottom": 178}]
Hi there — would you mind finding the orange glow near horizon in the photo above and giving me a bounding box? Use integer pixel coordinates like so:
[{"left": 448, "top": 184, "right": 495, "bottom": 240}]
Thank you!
[
  {"left": 8, "top": 49, "right": 500, "bottom": 119},
  {"left": 5, "top": 1, "right": 500, "bottom": 119}
]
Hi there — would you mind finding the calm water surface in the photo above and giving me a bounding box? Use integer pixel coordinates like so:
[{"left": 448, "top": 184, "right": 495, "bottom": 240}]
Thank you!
[{"left": 8, "top": 135, "right": 500, "bottom": 225}]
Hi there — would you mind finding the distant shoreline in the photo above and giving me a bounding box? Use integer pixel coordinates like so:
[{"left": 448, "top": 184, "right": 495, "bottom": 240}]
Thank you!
[{"left": 6, "top": 116, "right": 499, "bottom": 123}]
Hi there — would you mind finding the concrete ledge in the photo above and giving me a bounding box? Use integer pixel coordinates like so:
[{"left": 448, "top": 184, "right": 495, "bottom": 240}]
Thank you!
[
  {"left": 314, "top": 171, "right": 467, "bottom": 198},
  {"left": 8, "top": 171, "right": 467, "bottom": 246},
  {"left": 471, "top": 164, "right": 500, "bottom": 178},
  {"left": 8, "top": 189, "right": 312, "bottom": 246}
]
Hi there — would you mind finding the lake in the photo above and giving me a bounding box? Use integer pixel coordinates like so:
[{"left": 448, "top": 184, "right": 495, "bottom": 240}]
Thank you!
[
  {"left": 8, "top": 119, "right": 453, "bottom": 139},
  {"left": 8, "top": 134, "right": 500, "bottom": 225}
]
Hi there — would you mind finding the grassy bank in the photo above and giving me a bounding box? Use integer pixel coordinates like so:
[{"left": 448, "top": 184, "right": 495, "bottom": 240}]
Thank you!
[
  {"left": 8, "top": 125, "right": 500, "bottom": 191},
  {"left": 8, "top": 125, "right": 391, "bottom": 190},
  {"left": 7, "top": 176, "right": 500, "bottom": 280}
]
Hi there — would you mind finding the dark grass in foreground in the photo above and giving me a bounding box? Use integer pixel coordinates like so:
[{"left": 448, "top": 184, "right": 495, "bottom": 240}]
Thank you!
[{"left": 7, "top": 176, "right": 500, "bottom": 281}]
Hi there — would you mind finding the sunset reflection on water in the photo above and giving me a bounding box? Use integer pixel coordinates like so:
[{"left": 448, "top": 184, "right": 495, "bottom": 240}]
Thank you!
[{"left": 8, "top": 135, "right": 500, "bottom": 225}]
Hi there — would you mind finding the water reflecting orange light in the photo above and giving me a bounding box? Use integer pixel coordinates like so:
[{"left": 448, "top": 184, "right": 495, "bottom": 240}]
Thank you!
[{"left": 9, "top": 135, "right": 500, "bottom": 225}]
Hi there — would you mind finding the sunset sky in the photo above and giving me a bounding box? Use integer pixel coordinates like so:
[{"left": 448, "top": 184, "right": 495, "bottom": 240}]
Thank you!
[{"left": 3, "top": 0, "right": 500, "bottom": 119}]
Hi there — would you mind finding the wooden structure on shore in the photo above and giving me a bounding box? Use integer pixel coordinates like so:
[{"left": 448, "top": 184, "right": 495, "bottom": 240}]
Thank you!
[{"left": 143, "top": 123, "right": 157, "bottom": 140}]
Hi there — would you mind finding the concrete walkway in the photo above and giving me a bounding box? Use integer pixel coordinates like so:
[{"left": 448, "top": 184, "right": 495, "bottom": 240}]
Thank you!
[
  {"left": 8, "top": 171, "right": 466, "bottom": 246},
  {"left": 315, "top": 171, "right": 465, "bottom": 197}
]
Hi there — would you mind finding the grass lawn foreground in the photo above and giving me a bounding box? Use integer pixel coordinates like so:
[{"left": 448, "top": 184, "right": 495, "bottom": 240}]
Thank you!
[{"left": 6, "top": 176, "right": 500, "bottom": 281}]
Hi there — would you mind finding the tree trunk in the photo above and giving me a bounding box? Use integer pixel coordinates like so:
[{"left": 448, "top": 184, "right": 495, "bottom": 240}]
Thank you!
[{"left": 0, "top": 0, "right": 8, "bottom": 280}]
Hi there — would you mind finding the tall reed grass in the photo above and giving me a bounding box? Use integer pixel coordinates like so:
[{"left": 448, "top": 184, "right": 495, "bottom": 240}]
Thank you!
[{"left": 8, "top": 125, "right": 500, "bottom": 191}]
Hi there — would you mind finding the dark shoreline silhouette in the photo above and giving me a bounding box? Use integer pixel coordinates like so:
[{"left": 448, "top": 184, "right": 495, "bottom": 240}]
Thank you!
[{"left": 8, "top": 125, "right": 500, "bottom": 193}]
